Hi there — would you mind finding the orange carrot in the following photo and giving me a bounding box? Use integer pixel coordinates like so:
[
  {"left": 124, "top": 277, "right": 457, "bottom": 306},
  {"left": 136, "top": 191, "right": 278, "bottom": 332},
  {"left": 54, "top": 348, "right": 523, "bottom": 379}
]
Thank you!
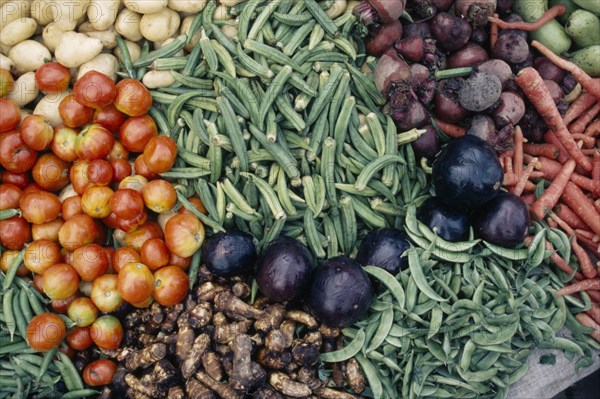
[
  {"left": 576, "top": 229, "right": 595, "bottom": 240},
  {"left": 511, "top": 157, "right": 538, "bottom": 196},
  {"left": 530, "top": 159, "right": 576, "bottom": 220},
  {"left": 557, "top": 279, "right": 600, "bottom": 296},
  {"left": 530, "top": 171, "right": 545, "bottom": 179},
  {"left": 523, "top": 154, "right": 542, "bottom": 169},
  {"left": 504, "top": 155, "right": 514, "bottom": 174},
  {"left": 522, "top": 194, "right": 535, "bottom": 205},
  {"left": 545, "top": 240, "right": 583, "bottom": 280},
  {"left": 585, "top": 119, "right": 600, "bottom": 136},
  {"left": 577, "top": 233, "right": 600, "bottom": 259},
  {"left": 571, "top": 134, "right": 596, "bottom": 148},
  {"left": 592, "top": 151, "right": 600, "bottom": 196},
  {"left": 503, "top": 172, "right": 517, "bottom": 186},
  {"left": 563, "top": 93, "right": 597, "bottom": 125},
  {"left": 570, "top": 103, "right": 600, "bottom": 133},
  {"left": 488, "top": 5, "right": 566, "bottom": 31},
  {"left": 587, "top": 289, "right": 600, "bottom": 303},
  {"left": 543, "top": 131, "right": 570, "bottom": 163},
  {"left": 575, "top": 313, "right": 600, "bottom": 342},
  {"left": 571, "top": 174, "right": 596, "bottom": 193},
  {"left": 490, "top": 13, "right": 499, "bottom": 51},
  {"left": 572, "top": 238, "right": 597, "bottom": 278},
  {"left": 523, "top": 181, "right": 537, "bottom": 192},
  {"left": 561, "top": 181, "right": 600, "bottom": 235},
  {"left": 537, "top": 157, "right": 596, "bottom": 192},
  {"left": 595, "top": 199, "right": 600, "bottom": 214},
  {"left": 514, "top": 126, "right": 524, "bottom": 178},
  {"left": 432, "top": 117, "right": 465, "bottom": 138},
  {"left": 531, "top": 41, "right": 600, "bottom": 100},
  {"left": 589, "top": 303, "right": 600, "bottom": 325},
  {"left": 523, "top": 143, "right": 559, "bottom": 159},
  {"left": 554, "top": 203, "right": 589, "bottom": 230}
]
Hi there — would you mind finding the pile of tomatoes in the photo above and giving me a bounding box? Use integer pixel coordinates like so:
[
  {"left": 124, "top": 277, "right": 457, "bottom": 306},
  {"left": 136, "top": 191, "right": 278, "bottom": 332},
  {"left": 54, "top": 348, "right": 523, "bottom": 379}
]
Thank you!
[{"left": 0, "top": 66, "right": 206, "bottom": 384}]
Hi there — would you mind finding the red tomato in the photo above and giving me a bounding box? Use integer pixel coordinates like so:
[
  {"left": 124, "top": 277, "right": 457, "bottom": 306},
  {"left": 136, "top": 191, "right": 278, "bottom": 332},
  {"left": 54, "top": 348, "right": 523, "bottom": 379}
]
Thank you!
[
  {"left": 58, "top": 214, "right": 100, "bottom": 251},
  {"left": 142, "top": 179, "right": 176, "bottom": 214},
  {"left": 32, "top": 273, "right": 44, "bottom": 293},
  {"left": 70, "top": 243, "right": 109, "bottom": 281},
  {"left": 0, "top": 131, "right": 37, "bottom": 173},
  {"left": 20, "top": 190, "right": 61, "bottom": 224},
  {"left": 83, "top": 359, "right": 117, "bottom": 386},
  {"left": 86, "top": 159, "right": 113, "bottom": 186},
  {"left": 51, "top": 293, "right": 79, "bottom": 314},
  {"left": 164, "top": 214, "right": 205, "bottom": 258},
  {"left": 58, "top": 94, "right": 94, "bottom": 128},
  {"left": 42, "top": 263, "right": 80, "bottom": 300},
  {"left": 118, "top": 115, "right": 157, "bottom": 153},
  {"left": 73, "top": 71, "right": 117, "bottom": 109},
  {"left": 0, "top": 183, "right": 22, "bottom": 210},
  {"left": 102, "top": 246, "right": 115, "bottom": 274},
  {"left": 20, "top": 115, "right": 54, "bottom": 151},
  {"left": 70, "top": 160, "right": 93, "bottom": 195},
  {"left": 178, "top": 197, "right": 207, "bottom": 216},
  {"left": 62, "top": 196, "right": 82, "bottom": 220},
  {"left": 142, "top": 136, "right": 177, "bottom": 173},
  {"left": 118, "top": 175, "right": 147, "bottom": 192},
  {"left": 114, "top": 209, "right": 148, "bottom": 233},
  {"left": 93, "top": 103, "right": 126, "bottom": 132},
  {"left": 91, "top": 274, "right": 122, "bottom": 312},
  {"left": 31, "top": 217, "right": 63, "bottom": 242},
  {"left": 133, "top": 155, "right": 159, "bottom": 180},
  {"left": 35, "top": 62, "right": 71, "bottom": 93},
  {"left": 117, "top": 262, "right": 154, "bottom": 303},
  {"left": 32, "top": 153, "right": 70, "bottom": 192},
  {"left": 107, "top": 140, "right": 129, "bottom": 161},
  {"left": 153, "top": 266, "right": 189, "bottom": 306},
  {"left": 75, "top": 124, "right": 115, "bottom": 161},
  {"left": 140, "top": 238, "right": 169, "bottom": 271},
  {"left": 0, "top": 99, "right": 21, "bottom": 132},
  {"left": 169, "top": 253, "right": 191, "bottom": 271},
  {"left": 81, "top": 186, "right": 113, "bottom": 219},
  {"left": 90, "top": 315, "right": 123, "bottom": 350},
  {"left": 51, "top": 125, "right": 79, "bottom": 162},
  {"left": 112, "top": 246, "right": 141, "bottom": 274},
  {"left": 125, "top": 220, "right": 163, "bottom": 250},
  {"left": 26, "top": 313, "right": 66, "bottom": 351},
  {"left": 67, "top": 297, "right": 98, "bottom": 327},
  {"left": 109, "top": 188, "right": 144, "bottom": 220},
  {"left": 113, "top": 78, "right": 152, "bottom": 117},
  {"left": 1, "top": 171, "right": 30, "bottom": 189},
  {"left": 110, "top": 158, "right": 132, "bottom": 183},
  {"left": 23, "top": 239, "right": 61, "bottom": 274},
  {"left": 66, "top": 326, "right": 93, "bottom": 351}
]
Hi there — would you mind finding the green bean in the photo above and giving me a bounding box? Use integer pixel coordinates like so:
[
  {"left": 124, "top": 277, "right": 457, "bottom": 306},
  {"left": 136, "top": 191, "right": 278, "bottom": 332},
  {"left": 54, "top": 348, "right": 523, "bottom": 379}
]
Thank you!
[
  {"left": 60, "top": 389, "right": 101, "bottom": 399},
  {"left": 12, "top": 293, "right": 27, "bottom": 338},
  {"left": 2, "top": 248, "right": 24, "bottom": 291},
  {"left": 405, "top": 228, "right": 471, "bottom": 263},
  {"left": 367, "top": 306, "right": 394, "bottom": 352},
  {"left": 2, "top": 289, "right": 16, "bottom": 339},
  {"left": 355, "top": 354, "right": 384, "bottom": 399},
  {"left": 407, "top": 249, "right": 448, "bottom": 302}
]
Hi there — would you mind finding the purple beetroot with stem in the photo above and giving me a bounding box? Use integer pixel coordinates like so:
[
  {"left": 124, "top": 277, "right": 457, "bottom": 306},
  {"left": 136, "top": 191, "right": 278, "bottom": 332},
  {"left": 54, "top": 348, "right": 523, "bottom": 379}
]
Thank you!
[
  {"left": 366, "top": 20, "right": 403, "bottom": 56},
  {"left": 354, "top": 0, "right": 407, "bottom": 26},
  {"left": 431, "top": 12, "right": 473, "bottom": 52},
  {"left": 455, "top": 0, "right": 498, "bottom": 27}
]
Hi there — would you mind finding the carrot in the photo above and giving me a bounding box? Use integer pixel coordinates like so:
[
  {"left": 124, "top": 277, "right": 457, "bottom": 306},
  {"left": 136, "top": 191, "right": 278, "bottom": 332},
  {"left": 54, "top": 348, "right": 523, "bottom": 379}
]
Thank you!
[
  {"left": 523, "top": 181, "right": 537, "bottom": 192},
  {"left": 563, "top": 93, "right": 597, "bottom": 125},
  {"left": 587, "top": 289, "right": 600, "bottom": 303},
  {"left": 523, "top": 154, "right": 542, "bottom": 169},
  {"left": 523, "top": 143, "right": 559, "bottom": 159},
  {"left": 490, "top": 13, "right": 499, "bottom": 51},
  {"left": 503, "top": 172, "right": 517, "bottom": 186},
  {"left": 592, "top": 151, "right": 600, "bottom": 197},
  {"left": 557, "top": 279, "right": 600, "bottom": 296},
  {"left": 585, "top": 119, "right": 600, "bottom": 137},
  {"left": 554, "top": 203, "right": 589, "bottom": 230},
  {"left": 570, "top": 174, "right": 596, "bottom": 193},
  {"left": 530, "top": 171, "right": 545, "bottom": 179},
  {"left": 522, "top": 194, "right": 535, "bottom": 205},
  {"left": 571, "top": 134, "right": 596, "bottom": 148},
  {"left": 569, "top": 103, "right": 600, "bottom": 133},
  {"left": 575, "top": 313, "right": 600, "bottom": 342},
  {"left": 595, "top": 199, "right": 600, "bottom": 214},
  {"left": 514, "top": 126, "right": 524, "bottom": 179},
  {"left": 576, "top": 234, "right": 600, "bottom": 259},
  {"left": 504, "top": 155, "right": 514, "bottom": 174},
  {"left": 572, "top": 238, "right": 597, "bottom": 278},
  {"left": 511, "top": 157, "right": 538, "bottom": 196},
  {"left": 531, "top": 41, "right": 600, "bottom": 100},
  {"left": 537, "top": 157, "right": 596, "bottom": 192},
  {"left": 432, "top": 117, "right": 465, "bottom": 138},
  {"left": 561, "top": 181, "right": 600, "bottom": 235},
  {"left": 488, "top": 5, "right": 566, "bottom": 31},
  {"left": 589, "top": 304, "right": 600, "bottom": 325},
  {"left": 543, "top": 131, "right": 570, "bottom": 164},
  {"left": 576, "top": 229, "right": 595, "bottom": 240},
  {"left": 530, "top": 159, "right": 576, "bottom": 220},
  {"left": 545, "top": 239, "right": 583, "bottom": 280}
]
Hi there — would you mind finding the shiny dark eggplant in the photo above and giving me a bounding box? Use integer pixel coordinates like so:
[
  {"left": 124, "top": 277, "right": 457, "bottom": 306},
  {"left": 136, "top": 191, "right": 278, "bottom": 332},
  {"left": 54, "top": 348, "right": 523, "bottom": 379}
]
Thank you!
[
  {"left": 202, "top": 230, "right": 257, "bottom": 277},
  {"left": 417, "top": 197, "right": 470, "bottom": 242},
  {"left": 355, "top": 228, "right": 411, "bottom": 274}
]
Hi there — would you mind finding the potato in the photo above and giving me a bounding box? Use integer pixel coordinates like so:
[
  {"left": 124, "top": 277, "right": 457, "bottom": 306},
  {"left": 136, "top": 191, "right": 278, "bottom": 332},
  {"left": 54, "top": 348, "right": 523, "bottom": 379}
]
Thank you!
[
  {"left": 180, "top": 15, "right": 201, "bottom": 51},
  {"left": 6, "top": 71, "right": 39, "bottom": 106},
  {"left": 0, "top": 54, "right": 15, "bottom": 72},
  {"left": 114, "top": 40, "right": 142, "bottom": 63},
  {"left": 41, "top": 22, "right": 66, "bottom": 52},
  {"left": 77, "top": 53, "right": 119, "bottom": 81},
  {"left": 55, "top": 32, "right": 103, "bottom": 68},
  {"left": 221, "top": 24, "right": 238, "bottom": 40},
  {"left": 33, "top": 91, "right": 70, "bottom": 127},
  {"left": 168, "top": 0, "right": 207, "bottom": 13},
  {"left": 79, "top": 22, "right": 118, "bottom": 49},
  {"left": 30, "top": 0, "right": 54, "bottom": 26},
  {"left": 87, "top": 0, "right": 120, "bottom": 31},
  {"left": 115, "top": 8, "right": 143, "bottom": 42},
  {"left": 142, "top": 70, "right": 175, "bottom": 89},
  {"left": 1, "top": 18, "right": 37, "bottom": 46},
  {"left": 214, "top": 5, "right": 232, "bottom": 20},
  {"left": 140, "top": 8, "right": 180, "bottom": 42},
  {"left": 219, "top": 0, "right": 244, "bottom": 6},
  {"left": 51, "top": 0, "right": 90, "bottom": 31},
  {"left": 124, "top": 0, "right": 167, "bottom": 14},
  {"left": 8, "top": 40, "right": 51, "bottom": 75},
  {"left": 0, "top": 1, "right": 30, "bottom": 31}
]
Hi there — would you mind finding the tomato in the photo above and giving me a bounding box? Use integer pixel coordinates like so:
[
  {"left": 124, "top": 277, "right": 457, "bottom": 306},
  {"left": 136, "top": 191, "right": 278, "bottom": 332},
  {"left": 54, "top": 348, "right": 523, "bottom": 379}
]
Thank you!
[
  {"left": 1, "top": 171, "right": 30, "bottom": 189},
  {"left": 179, "top": 197, "right": 207, "bottom": 215},
  {"left": 73, "top": 71, "right": 117, "bottom": 109},
  {"left": 0, "top": 183, "right": 22, "bottom": 210},
  {"left": 164, "top": 214, "right": 205, "bottom": 258},
  {"left": 118, "top": 175, "right": 147, "bottom": 192},
  {"left": 109, "top": 188, "right": 144, "bottom": 220},
  {"left": 114, "top": 78, "right": 152, "bottom": 117},
  {"left": 20, "top": 190, "right": 61, "bottom": 224},
  {"left": 153, "top": 266, "right": 189, "bottom": 306},
  {"left": 117, "top": 262, "right": 154, "bottom": 303},
  {"left": 32, "top": 273, "right": 44, "bottom": 293},
  {"left": 91, "top": 274, "right": 122, "bottom": 312},
  {"left": 42, "top": 263, "right": 80, "bottom": 300},
  {"left": 112, "top": 246, "right": 141, "bottom": 274},
  {"left": 83, "top": 359, "right": 117, "bottom": 386},
  {"left": 84, "top": 159, "right": 113, "bottom": 186},
  {"left": 93, "top": 103, "right": 127, "bottom": 133},
  {"left": 20, "top": 115, "right": 54, "bottom": 151},
  {"left": 67, "top": 297, "right": 98, "bottom": 327},
  {"left": 118, "top": 115, "right": 157, "bottom": 153},
  {"left": 26, "top": 313, "right": 66, "bottom": 351},
  {"left": 140, "top": 238, "right": 170, "bottom": 271},
  {"left": 102, "top": 246, "right": 115, "bottom": 274},
  {"left": 81, "top": 186, "right": 113, "bottom": 219},
  {"left": 0, "top": 249, "right": 28, "bottom": 277},
  {"left": 76, "top": 124, "right": 115, "bottom": 161},
  {"left": 62, "top": 196, "right": 82, "bottom": 220},
  {"left": 51, "top": 293, "right": 79, "bottom": 314},
  {"left": 66, "top": 326, "right": 93, "bottom": 351},
  {"left": 51, "top": 125, "right": 79, "bottom": 162},
  {"left": 125, "top": 221, "right": 163, "bottom": 250},
  {"left": 70, "top": 243, "right": 109, "bottom": 281},
  {"left": 0, "top": 68, "right": 14, "bottom": 97},
  {"left": 142, "top": 136, "right": 177, "bottom": 173},
  {"left": 0, "top": 131, "right": 37, "bottom": 173},
  {"left": 0, "top": 99, "right": 20, "bottom": 132},
  {"left": 58, "top": 214, "right": 100, "bottom": 251},
  {"left": 130, "top": 295, "right": 153, "bottom": 308},
  {"left": 32, "top": 153, "right": 70, "bottom": 192},
  {"left": 90, "top": 315, "right": 123, "bottom": 350},
  {"left": 58, "top": 93, "right": 94, "bottom": 128},
  {"left": 133, "top": 155, "right": 159, "bottom": 180},
  {"left": 114, "top": 210, "right": 148, "bottom": 233},
  {"left": 31, "top": 217, "right": 63, "bottom": 242},
  {"left": 24, "top": 239, "right": 61, "bottom": 274},
  {"left": 69, "top": 160, "right": 93, "bottom": 196},
  {"left": 110, "top": 158, "right": 132, "bottom": 183},
  {"left": 22, "top": 183, "right": 43, "bottom": 196},
  {"left": 35, "top": 62, "right": 71, "bottom": 93},
  {"left": 142, "top": 179, "right": 176, "bottom": 214},
  {"left": 107, "top": 140, "right": 129, "bottom": 161},
  {"left": 169, "top": 253, "right": 191, "bottom": 271}
]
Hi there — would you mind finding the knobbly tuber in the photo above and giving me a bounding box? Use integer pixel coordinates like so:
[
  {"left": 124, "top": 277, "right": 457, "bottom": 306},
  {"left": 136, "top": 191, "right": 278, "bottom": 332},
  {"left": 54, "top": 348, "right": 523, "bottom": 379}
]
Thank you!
[
  {"left": 189, "top": 301, "right": 213, "bottom": 329},
  {"left": 176, "top": 314, "right": 195, "bottom": 363},
  {"left": 215, "top": 291, "right": 264, "bottom": 319},
  {"left": 125, "top": 374, "right": 162, "bottom": 398},
  {"left": 230, "top": 334, "right": 267, "bottom": 391},
  {"left": 269, "top": 372, "right": 312, "bottom": 397},
  {"left": 124, "top": 343, "right": 167, "bottom": 371},
  {"left": 196, "top": 371, "right": 244, "bottom": 399},
  {"left": 181, "top": 333, "right": 211, "bottom": 379},
  {"left": 344, "top": 358, "right": 366, "bottom": 394},
  {"left": 186, "top": 378, "right": 217, "bottom": 399}
]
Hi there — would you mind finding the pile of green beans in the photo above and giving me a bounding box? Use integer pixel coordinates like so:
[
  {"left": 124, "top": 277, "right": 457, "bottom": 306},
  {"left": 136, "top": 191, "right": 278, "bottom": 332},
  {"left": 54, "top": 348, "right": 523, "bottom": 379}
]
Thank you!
[
  {"left": 0, "top": 269, "right": 97, "bottom": 399},
  {"left": 117, "top": 0, "right": 428, "bottom": 254},
  {"left": 320, "top": 206, "right": 600, "bottom": 399}
]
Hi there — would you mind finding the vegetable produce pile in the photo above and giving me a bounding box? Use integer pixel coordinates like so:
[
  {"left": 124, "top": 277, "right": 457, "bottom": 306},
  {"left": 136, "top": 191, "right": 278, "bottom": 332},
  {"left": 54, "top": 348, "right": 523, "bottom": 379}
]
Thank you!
[{"left": 1, "top": 0, "right": 600, "bottom": 398}]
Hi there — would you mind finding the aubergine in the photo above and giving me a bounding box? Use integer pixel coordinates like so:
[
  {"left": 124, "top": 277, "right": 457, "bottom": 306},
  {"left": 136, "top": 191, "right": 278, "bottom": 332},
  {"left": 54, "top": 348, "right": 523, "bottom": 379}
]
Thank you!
[
  {"left": 255, "top": 236, "right": 314, "bottom": 302},
  {"left": 355, "top": 228, "right": 411, "bottom": 274},
  {"left": 417, "top": 197, "right": 470, "bottom": 242},
  {"left": 307, "top": 256, "right": 373, "bottom": 327},
  {"left": 432, "top": 135, "right": 503, "bottom": 209},
  {"left": 471, "top": 191, "right": 530, "bottom": 248},
  {"left": 202, "top": 230, "right": 257, "bottom": 277}
]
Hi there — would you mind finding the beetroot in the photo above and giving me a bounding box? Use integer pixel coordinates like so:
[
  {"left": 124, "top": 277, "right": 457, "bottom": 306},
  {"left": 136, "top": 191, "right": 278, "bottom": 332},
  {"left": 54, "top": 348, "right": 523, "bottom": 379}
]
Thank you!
[
  {"left": 455, "top": 0, "right": 497, "bottom": 27},
  {"left": 431, "top": 12, "right": 472, "bottom": 52},
  {"left": 354, "top": 0, "right": 407, "bottom": 25},
  {"left": 448, "top": 43, "right": 489, "bottom": 68},
  {"left": 366, "top": 20, "right": 403, "bottom": 57},
  {"left": 434, "top": 78, "right": 470, "bottom": 123}
]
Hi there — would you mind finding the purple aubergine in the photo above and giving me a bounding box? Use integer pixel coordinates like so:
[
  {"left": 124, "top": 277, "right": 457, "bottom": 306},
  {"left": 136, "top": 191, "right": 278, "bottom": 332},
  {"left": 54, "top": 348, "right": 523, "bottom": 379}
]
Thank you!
[
  {"left": 202, "top": 230, "right": 257, "bottom": 277},
  {"left": 356, "top": 228, "right": 411, "bottom": 274},
  {"left": 471, "top": 191, "right": 530, "bottom": 248},
  {"left": 417, "top": 197, "right": 470, "bottom": 242},
  {"left": 431, "top": 12, "right": 472, "bottom": 52},
  {"left": 412, "top": 124, "right": 441, "bottom": 160},
  {"left": 432, "top": 135, "right": 503, "bottom": 209},
  {"left": 255, "top": 236, "right": 314, "bottom": 302},
  {"left": 307, "top": 256, "right": 373, "bottom": 327}
]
